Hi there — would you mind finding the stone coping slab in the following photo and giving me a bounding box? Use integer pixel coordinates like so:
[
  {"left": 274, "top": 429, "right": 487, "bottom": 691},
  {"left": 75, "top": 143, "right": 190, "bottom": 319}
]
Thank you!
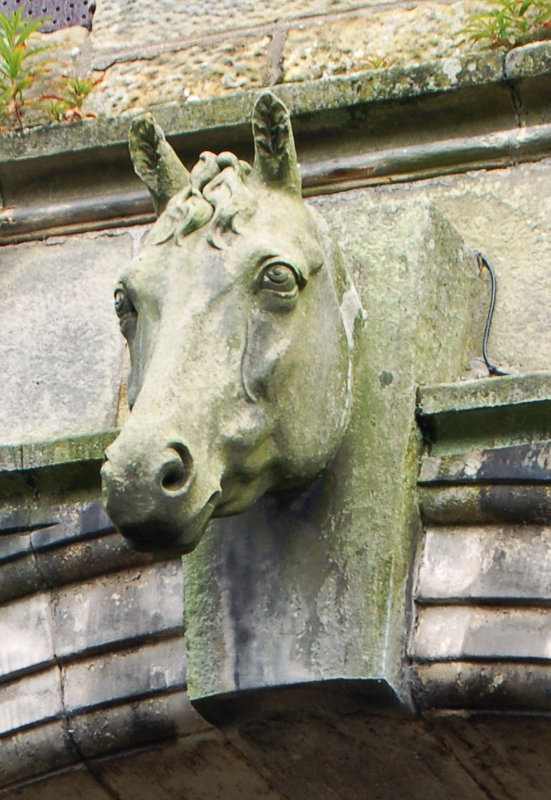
[
  {"left": 418, "top": 372, "right": 551, "bottom": 416},
  {"left": 417, "top": 372, "right": 551, "bottom": 453},
  {"left": 0, "top": 44, "right": 548, "bottom": 165},
  {"left": 0, "top": 430, "right": 118, "bottom": 474},
  {"left": 2, "top": 44, "right": 551, "bottom": 241},
  {"left": 0, "top": 431, "right": 118, "bottom": 509}
]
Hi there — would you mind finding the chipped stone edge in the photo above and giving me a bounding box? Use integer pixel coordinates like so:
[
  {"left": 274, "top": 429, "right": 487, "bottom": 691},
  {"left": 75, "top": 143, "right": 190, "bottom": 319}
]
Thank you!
[
  {"left": 0, "top": 430, "right": 118, "bottom": 474},
  {"left": 417, "top": 372, "right": 551, "bottom": 417}
]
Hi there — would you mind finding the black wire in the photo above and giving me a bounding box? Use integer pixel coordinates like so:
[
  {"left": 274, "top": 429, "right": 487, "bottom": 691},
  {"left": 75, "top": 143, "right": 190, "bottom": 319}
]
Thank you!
[{"left": 474, "top": 250, "right": 509, "bottom": 377}]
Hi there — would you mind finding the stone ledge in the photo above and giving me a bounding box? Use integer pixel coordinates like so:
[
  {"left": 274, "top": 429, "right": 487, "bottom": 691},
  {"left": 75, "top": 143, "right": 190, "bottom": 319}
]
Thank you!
[
  {"left": 1, "top": 45, "right": 550, "bottom": 240},
  {"left": 418, "top": 372, "right": 551, "bottom": 417},
  {"left": 0, "top": 44, "right": 544, "bottom": 163},
  {"left": 417, "top": 372, "right": 551, "bottom": 453},
  {"left": 0, "top": 433, "right": 118, "bottom": 508},
  {"left": 0, "top": 430, "right": 118, "bottom": 474}
]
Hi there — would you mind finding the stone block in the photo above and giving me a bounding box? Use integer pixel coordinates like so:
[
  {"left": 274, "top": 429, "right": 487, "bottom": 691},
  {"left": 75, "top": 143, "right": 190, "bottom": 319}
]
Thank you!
[
  {"left": 52, "top": 561, "right": 183, "bottom": 658},
  {"left": 333, "top": 161, "right": 551, "bottom": 376},
  {"left": 0, "top": 231, "right": 129, "bottom": 446},
  {"left": 0, "top": 668, "right": 61, "bottom": 737},
  {"left": 0, "top": 593, "right": 54, "bottom": 678},
  {"left": 505, "top": 41, "right": 551, "bottom": 127},
  {"left": 412, "top": 606, "right": 551, "bottom": 661},
  {"left": 417, "top": 526, "right": 551, "bottom": 602},
  {"left": 27, "top": 500, "right": 113, "bottom": 552},
  {"left": 63, "top": 637, "right": 186, "bottom": 713},
  {"left": 0, "top": 720, "right": 76, "bottom": 787},
  {"left": 184, "top": 199, "right": 483, "bottom": 704},
  {"left": 70, "top": 691, "right": 209, "bottom": 759},
  {"left": 0, "top": 529, "right": 32, "bottom": 563},
  {"left": 0, "top": 550, "right": 44, "bottom": 604},
  {"left": 35, "top": 531, "right": 162, "bottom": 594},
  {"left": 414, "top": 662, "right": 551, "bottom": 711}
]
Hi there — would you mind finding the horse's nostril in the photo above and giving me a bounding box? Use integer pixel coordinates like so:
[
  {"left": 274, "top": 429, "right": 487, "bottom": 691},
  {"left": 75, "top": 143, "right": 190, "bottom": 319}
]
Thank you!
[{"left": 160, "top": 443, "right": 193, "bottom": 494}]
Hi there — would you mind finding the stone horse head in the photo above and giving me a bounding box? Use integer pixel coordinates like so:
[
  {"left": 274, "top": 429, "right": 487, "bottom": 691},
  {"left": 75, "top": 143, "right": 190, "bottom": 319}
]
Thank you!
[{"left": 102, "top": 92, "right": 364, "bottom": 554}]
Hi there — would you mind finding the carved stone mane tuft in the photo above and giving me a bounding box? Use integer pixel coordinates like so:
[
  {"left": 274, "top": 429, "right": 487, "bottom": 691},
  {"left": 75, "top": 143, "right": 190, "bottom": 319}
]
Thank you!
[{"left": 147, "top": 150, "right": 257, "bottom": 251}]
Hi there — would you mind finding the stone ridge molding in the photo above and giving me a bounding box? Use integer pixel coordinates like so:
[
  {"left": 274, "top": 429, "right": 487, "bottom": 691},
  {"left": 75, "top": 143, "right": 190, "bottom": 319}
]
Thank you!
[
  {"left": 1, "top": 43, "right": 551, "bottom": 242},
  {"left": 412, "top": 371, "right": 551, "bottom": 712},
  {"left": 417, "top": 374, "right": 551, "bottom": 526},
  {"left": 0, "top": 499, "right": 196, "bottom": 791}
]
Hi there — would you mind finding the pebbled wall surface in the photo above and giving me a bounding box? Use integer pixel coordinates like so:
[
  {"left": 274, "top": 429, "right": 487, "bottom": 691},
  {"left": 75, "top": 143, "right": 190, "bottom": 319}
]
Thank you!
[{"left": 18, "top": 0, "right": 495, "bottom": 118}]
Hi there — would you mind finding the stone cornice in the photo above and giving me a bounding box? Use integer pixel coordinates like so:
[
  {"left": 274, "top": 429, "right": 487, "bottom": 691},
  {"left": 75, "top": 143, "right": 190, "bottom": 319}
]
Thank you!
[{"left": 1, "top": 44, "right": 551, "bottom": 242}]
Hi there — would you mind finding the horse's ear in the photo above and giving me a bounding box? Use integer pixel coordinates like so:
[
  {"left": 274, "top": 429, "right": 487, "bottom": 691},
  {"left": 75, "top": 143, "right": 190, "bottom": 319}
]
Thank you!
[
  {"left": 129, "top": 114, "right": 191, "bottom": 216},
  {"left": 252, "top": 92, "right": 301, "bottom": 196}
]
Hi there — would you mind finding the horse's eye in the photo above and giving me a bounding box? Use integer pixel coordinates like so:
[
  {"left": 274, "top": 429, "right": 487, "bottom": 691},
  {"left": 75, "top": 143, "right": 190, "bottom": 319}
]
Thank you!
[
  {"left": 114, "top": 287, "right": 137, "bottom": 339},
  {"left": 259, "top": 264, "right": 298, "bottom": 294},
  {"left": 114, "top": 287, "right": 136, "bottom": 318}
]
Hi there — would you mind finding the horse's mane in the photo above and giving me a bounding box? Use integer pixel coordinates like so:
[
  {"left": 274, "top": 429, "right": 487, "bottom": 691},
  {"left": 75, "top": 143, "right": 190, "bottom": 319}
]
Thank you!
[{"left": 147, "top": 151, "right": 258, "bottom": 250}]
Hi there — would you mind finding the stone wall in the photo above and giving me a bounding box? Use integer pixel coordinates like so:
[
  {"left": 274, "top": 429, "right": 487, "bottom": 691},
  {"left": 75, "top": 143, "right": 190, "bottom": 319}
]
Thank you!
[
  {"left": 24, "top": 0, "right": 497, "bottom": 118},
  {"left": 2, "top": 2, "right": 551, "bottom": 797}
]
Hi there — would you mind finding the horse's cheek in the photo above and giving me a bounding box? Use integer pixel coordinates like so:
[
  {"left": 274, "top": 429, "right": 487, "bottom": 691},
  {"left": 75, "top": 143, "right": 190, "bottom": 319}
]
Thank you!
[{"left": 241, "top": 311, "right": 293, "bottom": 402}]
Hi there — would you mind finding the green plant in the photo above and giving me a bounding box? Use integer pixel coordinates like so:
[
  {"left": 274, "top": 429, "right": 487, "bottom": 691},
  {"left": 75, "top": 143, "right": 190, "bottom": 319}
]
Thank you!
[
  {"left": 0, "top": 8, "right": 51, "bottom": 129},
  {"left": 59, "top": 75, "right": 94, "bottom": 109},
  {"left": 363, "top": 55, "right": 396, "bottom": 70},
  {"left": 461, "top": 0, "right": 551, "bottom": 51},
  {"left": 43, "top": 97, "right": 67, "bottom": 123},
  {"left": 44, "top": 75, "right": 95, "bottom": 123}
]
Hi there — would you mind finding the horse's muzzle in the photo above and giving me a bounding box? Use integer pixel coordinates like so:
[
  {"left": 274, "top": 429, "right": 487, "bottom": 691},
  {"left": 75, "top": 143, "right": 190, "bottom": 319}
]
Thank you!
[{"left": 101, "top": 432, "right": 219, "bottom": 554}]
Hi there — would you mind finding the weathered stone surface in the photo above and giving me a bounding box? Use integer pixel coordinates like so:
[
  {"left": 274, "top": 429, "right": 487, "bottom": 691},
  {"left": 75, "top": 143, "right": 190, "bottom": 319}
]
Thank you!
[
  {"left": 34, "top": 531, "right": 160, "bottom": 596},
  {"left": 0, "top": 49, "right": 516, "bottom": 165},
  {"left": 320, "top": 161, "right": 551, "bottom": 376},
  {"left": 419, "top": 484, "right": 551, "bottom": 525},
  {"left": 412, "top": 606, "right": 551, "bottom": 660},
  {"left": 0, "top": 594, "right": 54, "bottom": 678},
  {"left": 90, "top": 0, "right": 368, "bottom": 57},
  {"left": 419, "top": 372, "right": 551, "bottom": 417},
  {"left": 70, "top": 691, "right": 209, "bottom": 759},
  {"left": 62, "top": 638, "right": 186, "bottom": 712},
  {"left": 420, "top": 441, "right": 551, "bottom": 483},
  {"left": 0, "top": 668, "right": 61, "bottom": 737},
  {"left": 85, "top": 36, "right": 271, "bottom": 115},
  {"left": 73, "top": 0, "right": 525, "bottom": 119},
  {"left": 52, "top": 561, "right": 183, "bottom": 658},
  {"left": 91, "top": 730, "right": 284, "bottom": 800},
  {"left": 184, "top": 198, "right": 483, "bottom": 703},
  {"left": 281, "top": 1, "right": 493, "bottom": 83},
  {"left": 1, "top": 766, "right": 116, "bottom": 800},
  {"left": 0, "top": 231, "right": 128, "bottom": 445},
  {"left": 415, "top": 662, "right": 551, "bottom": 710},
  {"left": 505, "top": 40, "right": 551, "bottom": 80},
  {"left": 0, "top": 720, "right": 77, "bottom": 788},
  {"left": 417, "top": 525, "right": 551, "bottom": 601},
  {"left": 0, "top": 550, "right": 43, "bottom": 604}
]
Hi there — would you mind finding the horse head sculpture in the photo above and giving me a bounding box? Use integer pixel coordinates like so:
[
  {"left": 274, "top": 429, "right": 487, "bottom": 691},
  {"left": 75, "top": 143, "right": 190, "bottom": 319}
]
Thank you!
[{"left": 102, "top": 92, "right": 364, "bottom": 554}]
